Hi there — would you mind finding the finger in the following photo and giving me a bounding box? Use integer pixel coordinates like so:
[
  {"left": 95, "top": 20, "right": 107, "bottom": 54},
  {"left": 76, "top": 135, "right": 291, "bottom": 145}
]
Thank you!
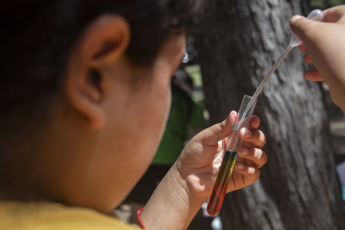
[
  {"left": 196, "top": 111, "right": 237, "bottom": 146},
  {"left": 299, "top": 43, "right": 307, "bottom": 52},
  {"left": 239, "top": 128, "right": 266, "bottom": 148},
  {"left": 237, "top": 146, "right": 267, "bottom": 168},
  {"left": 323, "top": 5, "right": 345, "bottom": 23},
  {"left": 304, "top": 69, "right": 324, "bottom": 81},
  {"left": 249, "top": 115, "right": 260, "bottom": 129},
  {"left": 234, "top": 161, "right": 261, "bottom": 182},
  {"left": 304, "top": 53, "right": 312, "bottom": 64},
  {"left": 290, "top": 15, "right": 320, "bottom": 42}
]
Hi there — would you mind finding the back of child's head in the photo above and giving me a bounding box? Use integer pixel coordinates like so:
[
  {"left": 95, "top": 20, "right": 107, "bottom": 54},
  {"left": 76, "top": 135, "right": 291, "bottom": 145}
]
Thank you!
[{"left": 0, "top": 0, "right": 198, "bottom": 186}]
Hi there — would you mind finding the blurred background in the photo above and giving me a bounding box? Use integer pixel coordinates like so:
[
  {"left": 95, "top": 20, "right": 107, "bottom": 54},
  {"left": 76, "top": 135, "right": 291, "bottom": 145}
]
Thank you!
[{"left": 117, "top": 0, "right": 345, "bottom": 229}]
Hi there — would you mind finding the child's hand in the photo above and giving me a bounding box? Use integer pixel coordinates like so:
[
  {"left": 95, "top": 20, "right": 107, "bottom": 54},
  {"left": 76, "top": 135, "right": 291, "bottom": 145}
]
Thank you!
[
  {"left": 141, "top": 111, "right": 266, "bottom": 229},
  {"left": 290, "top": 5, "right": 345, "bottom": 112},
  {"left": 174, "top": 111, "right": 266, "bottom": 203}
]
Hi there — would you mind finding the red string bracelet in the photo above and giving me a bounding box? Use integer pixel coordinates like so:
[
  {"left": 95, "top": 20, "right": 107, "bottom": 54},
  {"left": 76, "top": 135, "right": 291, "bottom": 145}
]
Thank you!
[{"left": 137, "top": 207, "right": 147, "bottom": 230}]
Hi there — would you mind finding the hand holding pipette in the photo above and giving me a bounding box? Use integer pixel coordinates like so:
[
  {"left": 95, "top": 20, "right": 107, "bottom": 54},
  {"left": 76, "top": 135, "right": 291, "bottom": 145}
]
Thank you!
[{"left": 290, "top": 5, "right": 345, "bottom": 113}]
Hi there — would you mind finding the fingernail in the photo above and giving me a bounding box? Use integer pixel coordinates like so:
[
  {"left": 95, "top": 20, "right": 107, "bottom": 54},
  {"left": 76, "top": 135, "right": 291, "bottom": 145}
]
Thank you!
[
  {"left": 240, "top": 128, "right": 252, "bottom": 138},
  {"left": 250, "top": 116, "right": 259, "bottom": 126},
  {"left": 291, "top": 15, "right": 301, "bottom": 24},
  {"left": 230, "top": 111, "right": 237, "bottom": 120},
  {"left": 240, "top": 147, "right": 249, "bottom": 155},
  {"left": 236, "top": 162, "right": 245, "bottom": 170}
]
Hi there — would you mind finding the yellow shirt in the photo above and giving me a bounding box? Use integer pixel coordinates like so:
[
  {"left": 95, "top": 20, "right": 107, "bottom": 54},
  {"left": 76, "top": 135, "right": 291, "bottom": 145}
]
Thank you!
[{"left": 0, "top": 201, "right": 138, "bottom": 230}]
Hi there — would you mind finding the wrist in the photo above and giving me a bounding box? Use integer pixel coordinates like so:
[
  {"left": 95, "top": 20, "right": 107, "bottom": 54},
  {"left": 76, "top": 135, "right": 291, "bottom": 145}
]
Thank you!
[
  {"left": 137, "top": 207, "right": 147, "bottom": 230},
  {"left": 139, "top": 164, "right": 203, "bottom": 230},
  {"left": 173, "top": 158, "right": 212, "bottom": 204},
  {"left": 170, "top": 162, "right": 206, "bottom": 207}
]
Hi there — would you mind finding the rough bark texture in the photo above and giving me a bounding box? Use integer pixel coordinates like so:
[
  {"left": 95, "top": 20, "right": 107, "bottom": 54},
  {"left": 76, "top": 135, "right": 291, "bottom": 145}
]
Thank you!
[{"left": 194, "top": 0, "right": 345, "bottom": 229}]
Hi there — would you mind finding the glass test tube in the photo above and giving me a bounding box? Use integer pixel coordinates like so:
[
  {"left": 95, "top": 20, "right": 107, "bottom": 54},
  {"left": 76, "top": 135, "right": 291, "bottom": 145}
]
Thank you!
[{"left": 206, "top": 95, "right": 257, "bottom": 216}]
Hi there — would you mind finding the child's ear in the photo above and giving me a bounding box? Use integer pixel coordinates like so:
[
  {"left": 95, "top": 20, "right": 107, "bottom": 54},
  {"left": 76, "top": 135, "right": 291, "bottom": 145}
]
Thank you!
[{"left": 64, "top": 15, "right": 130, "bottom": 129}]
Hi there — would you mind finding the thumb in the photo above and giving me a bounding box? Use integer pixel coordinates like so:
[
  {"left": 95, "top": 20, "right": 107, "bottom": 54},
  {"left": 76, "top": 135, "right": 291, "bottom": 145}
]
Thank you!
[
  {"left": 290, "top": 15, "right": 318, "bottom": 42},
  {"left": 196, "top": 111, "right": 237, "bottom": 146}
]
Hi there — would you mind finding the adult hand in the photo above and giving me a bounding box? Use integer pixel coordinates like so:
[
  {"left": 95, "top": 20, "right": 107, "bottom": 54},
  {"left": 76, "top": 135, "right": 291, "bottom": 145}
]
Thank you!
[{"left": 290, "top": 5, "right": 345, "bottom": 112}]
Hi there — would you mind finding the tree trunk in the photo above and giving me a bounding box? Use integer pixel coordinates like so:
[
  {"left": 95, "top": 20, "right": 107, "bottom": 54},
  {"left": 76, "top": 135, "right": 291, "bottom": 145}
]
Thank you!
[{"left": 194, "top": 0, "right": 345, "bottom": 229}]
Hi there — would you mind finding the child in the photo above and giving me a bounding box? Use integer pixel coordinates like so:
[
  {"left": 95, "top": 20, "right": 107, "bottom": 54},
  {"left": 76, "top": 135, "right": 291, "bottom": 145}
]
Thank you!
[{"left": 0, "top": 1, "right": 267, "bottom": 229}]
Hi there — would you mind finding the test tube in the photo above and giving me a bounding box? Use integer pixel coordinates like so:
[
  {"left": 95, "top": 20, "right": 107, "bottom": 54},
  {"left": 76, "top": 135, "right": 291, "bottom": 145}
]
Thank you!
[{"left": 206, "top": 94, "right": 257, "bottom": 216}]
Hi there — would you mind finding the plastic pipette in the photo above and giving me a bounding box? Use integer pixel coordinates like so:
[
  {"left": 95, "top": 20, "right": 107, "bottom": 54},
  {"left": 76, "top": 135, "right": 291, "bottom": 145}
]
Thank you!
[{"left": 239, "top": 9, "right": 324, "bottom": 126}]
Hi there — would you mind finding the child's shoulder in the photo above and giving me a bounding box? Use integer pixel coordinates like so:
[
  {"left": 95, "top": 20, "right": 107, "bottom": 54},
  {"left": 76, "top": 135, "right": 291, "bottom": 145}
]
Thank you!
[{"left": 0, "top": 201, "right": 138, "bottom": 230}]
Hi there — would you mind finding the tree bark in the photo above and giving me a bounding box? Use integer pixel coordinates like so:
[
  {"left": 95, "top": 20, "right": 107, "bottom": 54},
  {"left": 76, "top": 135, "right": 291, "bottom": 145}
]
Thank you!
[{"left": 194, "top": 0, "right": 345, "bottom": 229}]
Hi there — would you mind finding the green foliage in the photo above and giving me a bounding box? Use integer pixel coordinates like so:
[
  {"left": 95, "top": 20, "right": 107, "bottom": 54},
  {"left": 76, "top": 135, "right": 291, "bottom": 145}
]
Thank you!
[
  {"left": 311, "top": 0, "right": 345, "bottom": 9},
  {"left": 185, "top": 65, "right": 202, "bottom": 88}
]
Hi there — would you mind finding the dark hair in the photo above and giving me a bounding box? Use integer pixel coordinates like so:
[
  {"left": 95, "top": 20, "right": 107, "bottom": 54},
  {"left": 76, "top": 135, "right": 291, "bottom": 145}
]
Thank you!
[{"left": 0, "top": 0, "right": 197, "bottom": 178}]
